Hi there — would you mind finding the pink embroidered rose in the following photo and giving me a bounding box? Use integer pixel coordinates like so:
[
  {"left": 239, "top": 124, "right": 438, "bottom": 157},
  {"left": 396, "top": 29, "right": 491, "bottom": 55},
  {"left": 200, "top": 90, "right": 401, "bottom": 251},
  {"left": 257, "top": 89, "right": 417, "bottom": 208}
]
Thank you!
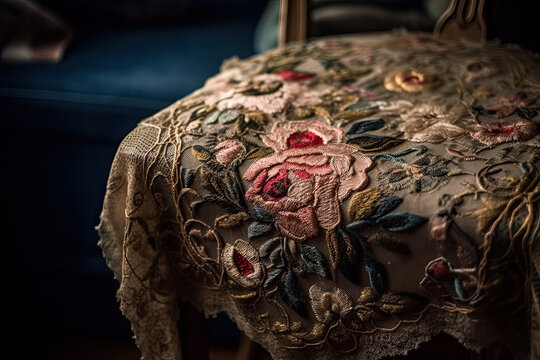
[
  {"left": 205, "top": 74, "right": 321, "bottom": 114},
  {"left": 213, "top": 139, "right": 245, "bottom": 165},
  {"left": 468, "top": 120, "right": 539, "bottom": 146},
  {"left": 243, "top": 121, "right": 373, "bottom": 241}
]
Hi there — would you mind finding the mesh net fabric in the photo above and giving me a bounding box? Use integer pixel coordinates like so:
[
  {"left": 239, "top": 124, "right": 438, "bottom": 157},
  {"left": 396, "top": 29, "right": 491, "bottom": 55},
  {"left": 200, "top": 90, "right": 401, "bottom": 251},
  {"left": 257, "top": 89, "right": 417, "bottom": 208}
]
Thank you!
[{"left": 97, "top": 32, "right": 540, "bottom": 359}]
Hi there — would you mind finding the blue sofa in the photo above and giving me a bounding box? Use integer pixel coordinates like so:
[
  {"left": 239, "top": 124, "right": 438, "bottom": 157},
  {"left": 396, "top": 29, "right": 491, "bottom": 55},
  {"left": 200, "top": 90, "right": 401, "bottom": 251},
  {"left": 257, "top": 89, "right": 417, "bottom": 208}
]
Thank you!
[{"left": 1, "top": 1, "right": 265, "bottom": 357}]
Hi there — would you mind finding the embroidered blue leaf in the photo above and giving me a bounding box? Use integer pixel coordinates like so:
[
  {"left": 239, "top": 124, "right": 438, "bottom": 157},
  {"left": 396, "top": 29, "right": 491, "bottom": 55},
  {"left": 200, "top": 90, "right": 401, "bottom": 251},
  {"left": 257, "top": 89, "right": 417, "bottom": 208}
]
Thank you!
[
  {"left": 264, "top": 266, "right": 286, "bottom": 288},
  {"left": 253, "top": 205, "right": 276, "bottom": 222},
  {"left": 279, "top": 268, "right": 307, "bottom": 317},
  {"left": 372, "top": 148, "right": 418, "bottom": 160},
  {"left": 347, "top": 134, "right": 405, "bottom": 152},
  {"left": 346, "top": 118, "right": 385, "bottom": 135},
  {"left": 454, "top": 278, "right": 467, "bottom": 300},
  {"left": 301, "top": 245, "right": 330, "bottom": 278},
  {"left": 376, "top": 212, "right": 428, "bottom": 232},
  {"left": 365, "top": 257, "right": 387, "bottom": 295},
  {"left": 372, "top": 196, "right": 403, "bottom": 218},
  {"left": 248, "top": 222, "right": 273, "bottom": 239},
  {"left": 181, "top": 168, "right": 195, "bottom": 187},
  {"left": 347, "top": 219, "right": 376, "bottom": 232},
  {"left": 259, "top": 237, "right": 281, "bottom": 258}
]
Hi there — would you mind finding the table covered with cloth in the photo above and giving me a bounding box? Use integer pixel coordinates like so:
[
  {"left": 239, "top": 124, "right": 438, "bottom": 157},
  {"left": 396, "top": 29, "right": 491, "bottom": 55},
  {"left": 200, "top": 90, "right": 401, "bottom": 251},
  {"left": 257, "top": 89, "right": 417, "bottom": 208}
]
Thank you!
[{"left": 97, "top": 31, "right": 540, "bottom": 359}]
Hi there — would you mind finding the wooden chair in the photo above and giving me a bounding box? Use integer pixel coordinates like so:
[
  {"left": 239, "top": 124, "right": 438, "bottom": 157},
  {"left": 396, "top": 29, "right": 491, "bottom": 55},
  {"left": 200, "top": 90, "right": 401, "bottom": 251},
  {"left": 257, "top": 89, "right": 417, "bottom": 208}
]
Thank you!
[{"left": 180, "top": 1, "right": 534, "bottom": 359}]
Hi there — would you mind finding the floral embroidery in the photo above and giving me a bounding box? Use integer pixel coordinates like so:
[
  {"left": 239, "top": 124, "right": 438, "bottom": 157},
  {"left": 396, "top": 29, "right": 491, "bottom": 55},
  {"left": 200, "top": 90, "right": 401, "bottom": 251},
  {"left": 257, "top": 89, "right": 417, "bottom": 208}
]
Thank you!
[
  {"left": 384, "top": 69, "right": 440, "bottom": 93},
  {"left": 377, "top": 153, "right": 464, "bottom": 193},
  {"left": 213, "top": 139, "right": 246, "bottom": 165},
  {"left": 222, "top": 240, "right": 264, "bottom": 288},
  {"left": 397, "top": 104, "right": 471, "bottom": 143},
  {"left": 278, "top": 70, "right": 315, "bottom": 81},
  {"left": 419, "top": 257, "right": 477, "bottom": 299},
  {"left": 205, "top": 74, "right": 322, "bottom": 114},
  {"left": 243, "top": 120, "right": 373, "bottom": 241},
  {"left": 309, "top": 285, "right": 353, "bottom": 324},
  {"left": 468, "top": 120, "right": 540, "bottom": 146},
  {"left": 479, "top": 91, "right": 539, "bottom": 119},
  {"left": 110, "top": 33, "right": 540, "bottom": 359}
]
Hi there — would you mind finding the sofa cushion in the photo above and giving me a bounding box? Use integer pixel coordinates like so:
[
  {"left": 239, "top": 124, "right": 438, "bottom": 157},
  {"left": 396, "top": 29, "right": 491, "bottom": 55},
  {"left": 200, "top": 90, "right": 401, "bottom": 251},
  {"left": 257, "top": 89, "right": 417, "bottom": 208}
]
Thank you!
[{"left": 0, "top": 16, "right": 259, "bottom": 142}]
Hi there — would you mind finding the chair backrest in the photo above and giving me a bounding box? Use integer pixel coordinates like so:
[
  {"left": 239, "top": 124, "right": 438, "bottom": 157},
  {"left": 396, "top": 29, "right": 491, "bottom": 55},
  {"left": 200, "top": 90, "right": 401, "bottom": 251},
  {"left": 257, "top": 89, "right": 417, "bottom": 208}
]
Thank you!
[{"left": 278, "top": 0, "right": 492, "bottom": 46}]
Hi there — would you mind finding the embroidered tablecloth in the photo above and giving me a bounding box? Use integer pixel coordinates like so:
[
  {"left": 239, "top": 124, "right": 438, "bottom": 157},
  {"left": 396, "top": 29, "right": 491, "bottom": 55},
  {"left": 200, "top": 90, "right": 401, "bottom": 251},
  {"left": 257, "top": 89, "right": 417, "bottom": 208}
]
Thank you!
[{"left": 98, "top": 31, "right": 540, "bottom": 359}]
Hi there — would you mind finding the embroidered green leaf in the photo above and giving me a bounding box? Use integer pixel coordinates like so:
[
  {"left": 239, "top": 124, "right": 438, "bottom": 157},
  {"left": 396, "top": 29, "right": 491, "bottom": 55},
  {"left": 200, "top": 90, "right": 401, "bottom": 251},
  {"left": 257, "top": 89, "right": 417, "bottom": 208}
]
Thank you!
[
  {"left": 192, "top": 145, "right": 212, "bottom": 161},
  {"left": 334, "top": 109, "right": 376, "bottom": 123},
  {"left": 300, "top": 245, "right": 330, "bottom": 278},
  {"left": 326, "top": 229, "right": 340, "bottom": 270},
  {"left": 246, "top": 147, "right": 274, "bottom": 160},
  {"left": 376, "top": 212, "right": 428, "bottom": 232},
  {"left": 264, "top": 266, "right": 286, "bottom": 288},
  {"left": 214, "top": 212, "right": 251, "bottom": 228},
  {"left": 344, "top": 101, "right": 382, "bottom": 112},
  {"left": 217, "top": 109, "right": 242, "bottom": 124},
  {"left": 201, "top": 164, "right": 247, "bottom": 213},
  {"left": 190, "top": 105, "right": 214, "bottom": 122},
  {"left": 348, "top": 188, "right": 381, "bottom": 221},
  {"left": 346, "top": 118, "right": 385, "bottom": 135},
  {"left": 269, "top": 248, "right": 285, "bottom": 267},
  {"left": 347, "top": 134, "right": 405, "bottom": 152},
  {"left": 248, "top": 221, "right": 273, "bottom": 239},
  {"left": 279, "top": 268, "right": 307, "bottom": 317},
  {"left": 259, "top": 237, "right": 282, "bottom": 258},
  {"left": 372, "top": 196, "right": 403, "bottom": 218},
  {"left": 204, "top": 110, "right": 220, "bottom": 124},
  {"left": 336, "top": 227, "right": 363, "bottom": 284},
  {"left": 367, "top": 233, "right": 410, "bottom": 254}
]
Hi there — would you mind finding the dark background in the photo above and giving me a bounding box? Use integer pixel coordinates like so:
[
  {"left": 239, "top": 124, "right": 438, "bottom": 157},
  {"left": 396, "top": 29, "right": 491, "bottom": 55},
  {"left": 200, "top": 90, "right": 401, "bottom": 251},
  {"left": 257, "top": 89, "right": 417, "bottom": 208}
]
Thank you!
[{"left": 1, "top": 0, "right": 538, "bottom": 359}]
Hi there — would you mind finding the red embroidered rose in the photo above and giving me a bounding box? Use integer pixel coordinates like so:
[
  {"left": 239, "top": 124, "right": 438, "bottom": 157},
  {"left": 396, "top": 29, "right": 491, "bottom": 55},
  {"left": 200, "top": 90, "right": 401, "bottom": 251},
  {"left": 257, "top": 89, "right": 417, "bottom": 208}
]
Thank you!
[
  {"left": 468, "top": 120, "right": 539, "bottom": 146},
  {"left": 426, "top": 258, "right": 453, "bottom": 281},
  {"left": 277, "top": 70, "right": 315, "bottom": 82},
  {"left": 420, "top": 257, "right": 454, "bottom": 298},
  {"left": 222, "top": 239, "right": 263, "bottom": 288},
  {"left": 243, "top": 121, "right": 373, "bottom": 241}
]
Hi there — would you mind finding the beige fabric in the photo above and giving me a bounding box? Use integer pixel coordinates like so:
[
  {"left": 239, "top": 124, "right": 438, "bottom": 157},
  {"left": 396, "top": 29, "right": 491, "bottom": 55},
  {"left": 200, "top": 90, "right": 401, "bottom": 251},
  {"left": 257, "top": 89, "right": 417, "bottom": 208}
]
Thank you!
[{"left": 98, "top": 31, "right": 540, "bottom": 359}]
